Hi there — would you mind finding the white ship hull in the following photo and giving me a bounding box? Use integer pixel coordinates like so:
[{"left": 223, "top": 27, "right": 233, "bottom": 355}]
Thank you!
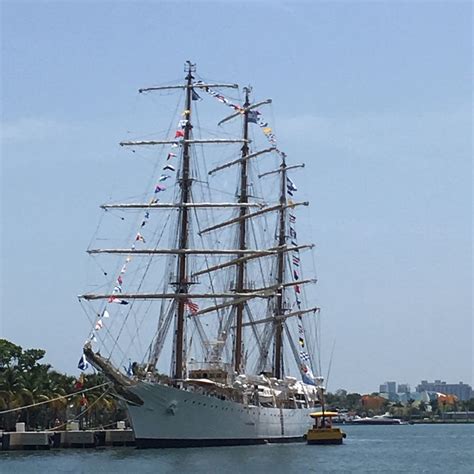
[{"left": 126, "top": 381, "right": 314, "bottom": 447}]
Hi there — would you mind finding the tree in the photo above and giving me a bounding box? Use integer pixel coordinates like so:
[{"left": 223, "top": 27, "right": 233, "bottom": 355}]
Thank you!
[
  {"left": 460, "top": 398, "right": 474, "bottom": 411},
  {"left": 0, "top": 339, "right": 22, "bottom": 369},
  {"left": 346, "top": 393, "right": 362, "bottom": 410},
  {"left": 335, "top": 389, "right": 347, "bottom": 398},
  {"left": 0, "top": 339, "right": 123, "bottom": 431},
  {"left": 430, "top": 398, "right": 439, "bottom": 414}
]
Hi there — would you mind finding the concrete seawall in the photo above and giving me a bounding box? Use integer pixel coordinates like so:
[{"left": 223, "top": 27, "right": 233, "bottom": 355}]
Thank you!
[{"left": 1, "top": 429, "right": 135, "bottom": 450}]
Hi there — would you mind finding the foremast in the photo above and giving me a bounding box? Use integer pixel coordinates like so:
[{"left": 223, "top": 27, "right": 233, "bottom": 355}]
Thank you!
[
  {"left": 173, "top": 61, "right": 194, "bottom": 380},
  {"left": 79, "top": 61, "right": 241, "bottom": 380}
]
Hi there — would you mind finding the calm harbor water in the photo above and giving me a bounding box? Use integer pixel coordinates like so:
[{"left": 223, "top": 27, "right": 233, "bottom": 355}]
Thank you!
[{"left": 1, "top": 424, "right": 473, "bottom": 473}]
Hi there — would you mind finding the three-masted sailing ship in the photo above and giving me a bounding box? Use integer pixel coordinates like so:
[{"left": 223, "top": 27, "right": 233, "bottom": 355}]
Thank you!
[{"left": 78, "top": 61, "right": 324, "bottom": 447}]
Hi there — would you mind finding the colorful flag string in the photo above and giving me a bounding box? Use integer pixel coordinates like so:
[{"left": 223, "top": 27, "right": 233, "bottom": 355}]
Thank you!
[
  {"left": 285, "top": 174, "right": 317, "bottom": 385},
  {"left": 197, "top": 83, "right": 316, "bottom": 384},
  {"left": 198, "top": 83, "right": 282, "bottom": 152},
  {"left": 84, "top": 111, "right": 190, "bottom": 352}
]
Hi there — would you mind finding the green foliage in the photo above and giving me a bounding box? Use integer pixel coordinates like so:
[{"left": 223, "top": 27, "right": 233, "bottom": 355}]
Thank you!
[
  {"left": 18, "top": 348, "right": 47, "bottom": 372},
  {"left": 326, "top": 390, "right": 362, "bottom": 412},
  {"left": 346, "top": 393, "right": 362, "bottom": 410},
  {"left": 0, "top": 339, "right": 124, "bottom": 431},
  {"left": 430, "top": 398, "right": 439, "bottom": 414},
  {"left": 0, "top": 339, "right": 22, "bottom": 368},
  {"left": 460, "top": 398, "right": 474, "bottom": 411}
]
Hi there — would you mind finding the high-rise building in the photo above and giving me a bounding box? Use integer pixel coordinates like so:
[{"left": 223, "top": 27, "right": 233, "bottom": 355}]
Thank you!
[
  {"left": 398, "top": 384, "right": 410, "bottom": 394},
  {"left": 378, "top": 381, "right": 397, "bottom": 398},
  {"left": 386, "top": 381, "right": 397, "bottom": 394},
  {"left": 416, "top": 380, "right": 472, "bottom": 401},
  {"left": 379, "top": 382, "right": 397, "bottom": 393}
]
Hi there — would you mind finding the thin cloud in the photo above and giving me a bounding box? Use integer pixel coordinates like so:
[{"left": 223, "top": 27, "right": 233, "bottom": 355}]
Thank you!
[
  {"left": 277, "top": 107, "right": 470, "bottom": 160},
  {"left": 1, "top": 117, "right": 77, "bottom": 145}
]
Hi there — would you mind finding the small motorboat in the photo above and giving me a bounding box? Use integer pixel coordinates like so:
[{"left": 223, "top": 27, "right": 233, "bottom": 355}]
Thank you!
[
  {"left": 350, "top": 414, "right": 408, "bottom": 425},
  {"left": 306, "top": 411, "right": 347, "bottom": 445}
]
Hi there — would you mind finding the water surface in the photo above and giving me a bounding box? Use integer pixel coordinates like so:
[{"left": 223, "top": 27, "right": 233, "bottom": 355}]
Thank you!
[{"left": 1, "top": 424, "right": 472, "bottom": 473}]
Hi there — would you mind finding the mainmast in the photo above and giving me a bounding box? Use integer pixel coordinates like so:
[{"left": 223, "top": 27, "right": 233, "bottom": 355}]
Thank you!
[
  {"left": 233, "top": 86, "right": 251, "bottom": 373},
  {"left": 273, "top": 153, "right": 287, "bottom": 379},
  {"left": 174, "top": 61, "right": 195, "bottom": 380}
]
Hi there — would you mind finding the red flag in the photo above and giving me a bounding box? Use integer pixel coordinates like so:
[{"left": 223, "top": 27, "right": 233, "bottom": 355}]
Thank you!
[
  {"left": 175, "top": 130, "right": 184, "bottom": 138},
  {"left": 80, "top": 394, "right": 88, "bottom": 406},
  {"left": 185, "top": 300, "right": 199, "bottom": 315}
]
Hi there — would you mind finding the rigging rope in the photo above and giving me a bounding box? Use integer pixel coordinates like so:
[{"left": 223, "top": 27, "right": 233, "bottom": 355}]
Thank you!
[
  {"left": 0, "top": 383, "right": 110, "bottom": 415},
  {"left": 45, "top": 386, "right": 113, "bottom": 432}
]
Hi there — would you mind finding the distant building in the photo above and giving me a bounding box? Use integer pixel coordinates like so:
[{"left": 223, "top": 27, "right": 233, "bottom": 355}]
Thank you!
[
  {"left": 441, "top": 411, "right": 474, "bottom": 421},
  {"left": 379, "top": 381, "right": 397, "bottom": 394},
  {"left": 398, "top": 384, "right": 410, "bottom": 394},
  {"left": 361, "top": 395, "right": 387, "bottom": 411},
  {"left": 386, "top": 381, "right": 397, "bottom": 394},
  {"left": 397, "top": 391, "right": 430, "bottom": 404},
  {"left": 416, "top": 380, "right": 472, "bottom": 401},
  {"left": 378, "top": 381, "right": 398, "bottom": 401}
]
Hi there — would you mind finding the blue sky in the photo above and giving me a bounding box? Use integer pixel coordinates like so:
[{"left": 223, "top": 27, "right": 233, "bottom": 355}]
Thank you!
[{"left": 1, "top": 1, "right": 472, "bottom": 393}]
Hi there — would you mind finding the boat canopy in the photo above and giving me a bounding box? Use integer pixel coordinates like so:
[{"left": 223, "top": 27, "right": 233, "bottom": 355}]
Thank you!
[{"left": 310, "top": 411, "right": 339, "bottom": 418}]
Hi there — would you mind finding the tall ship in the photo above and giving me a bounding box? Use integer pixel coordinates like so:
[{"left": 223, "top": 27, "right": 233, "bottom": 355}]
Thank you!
[{"left": 78, "top": 61, "right": 324, "bottom": 447}]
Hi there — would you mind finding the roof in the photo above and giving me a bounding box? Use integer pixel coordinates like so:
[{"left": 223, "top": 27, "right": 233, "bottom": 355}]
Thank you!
[{"left": 310, "top": 411, "right": 339, "bottom": 418}]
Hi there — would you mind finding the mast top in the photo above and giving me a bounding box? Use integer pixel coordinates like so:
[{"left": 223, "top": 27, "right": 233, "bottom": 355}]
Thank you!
[
  {"left": 243, "top": 86, "right": 252, "bottom": 106},
  {"left": 185, "top": 60, "right": 196, "bottom": 74}
]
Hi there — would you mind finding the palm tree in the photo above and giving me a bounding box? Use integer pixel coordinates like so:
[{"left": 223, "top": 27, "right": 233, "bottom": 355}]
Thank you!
[
  {"left": 0, "top": 366, "right": 24, "bottom": 430},
  {"left": 0, "top": 339, "right": 125, "bottom": 431}
]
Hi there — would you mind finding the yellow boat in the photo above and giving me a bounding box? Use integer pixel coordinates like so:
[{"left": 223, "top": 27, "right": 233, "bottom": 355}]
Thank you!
[{"left": 306, "top": 411, "right": 346, "bottom": 445}]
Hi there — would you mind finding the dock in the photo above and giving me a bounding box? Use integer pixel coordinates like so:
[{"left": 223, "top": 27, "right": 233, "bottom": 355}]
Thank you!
[{"left": 0, "top": 423, "right": 135, "bottom": 451}]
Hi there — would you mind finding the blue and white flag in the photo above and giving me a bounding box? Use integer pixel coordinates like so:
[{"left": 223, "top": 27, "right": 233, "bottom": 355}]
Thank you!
[
  {"left": 78, "top": 354, "right": 89, "bottom": 371},
  {"left": 302, "top": 371, "right": 316, "bottom": 386},
  {"left": 124, "top": 359, "right": 133, "bottom": 377},
  {"left": 300, "top": 350, "right": 310, "bottom": 362},
  {"left": 248, "top": 110, "right": 259, "bottom": 124},
  {"left": 287, "top": 177, "right": 297, "bottom": 192}
]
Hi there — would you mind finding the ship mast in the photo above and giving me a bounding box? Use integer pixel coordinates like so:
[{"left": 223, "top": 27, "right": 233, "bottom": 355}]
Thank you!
[
  {"left": 174, "top": 60, "right": 195, "bottom": 380},
  {"left": 233, "top": 86, "right": 251, "bottom": 373},
  {"left": 273, "top": 153, "right": 287, "bottom": 379},
  {"left": 79, "top": 71, "right": 321, "bottom": 382}
]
